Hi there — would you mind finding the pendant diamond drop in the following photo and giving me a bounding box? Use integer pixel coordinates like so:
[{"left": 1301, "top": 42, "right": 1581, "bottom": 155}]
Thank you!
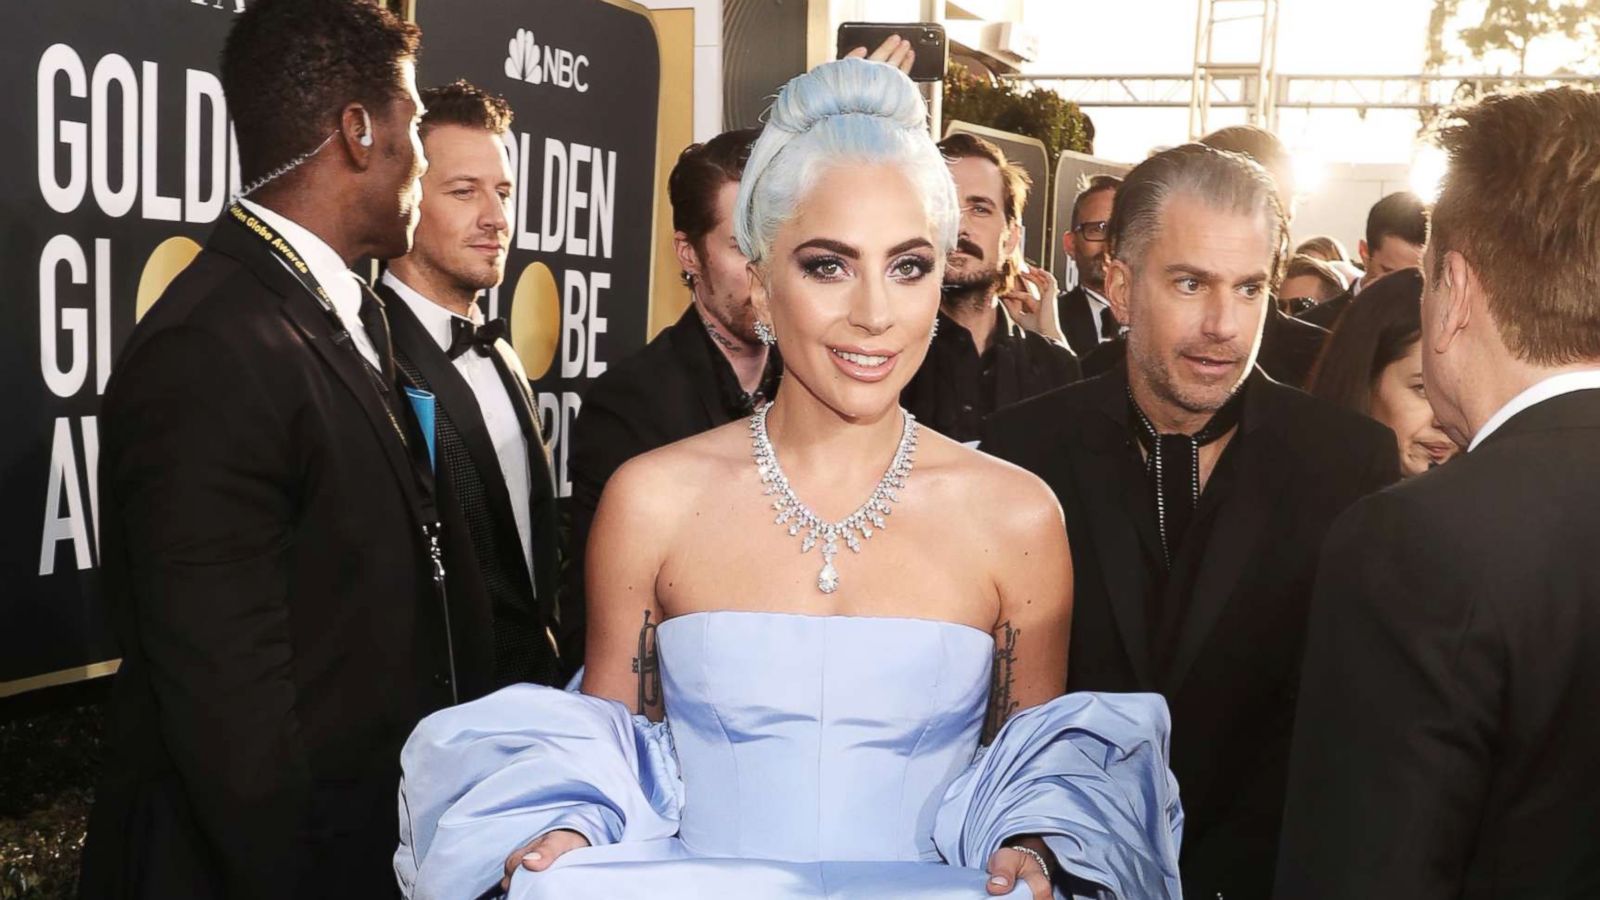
[
  {"left": 817, "top": 560, "right": 840, "bottom": 593},
  {"left": 749, "top": 404, "right": 918, "bottom": 595}
]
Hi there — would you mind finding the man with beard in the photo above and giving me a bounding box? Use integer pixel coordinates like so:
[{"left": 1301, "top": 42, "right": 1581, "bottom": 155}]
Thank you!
[
  {"left": 900, "top": 132, "right": 1080, "bottom": 443},
  {"left": 562, "top": 128, "right": 779, "bottom": 674},
  {"left": 981, "top": 144, "right": 1398, "bottom": 900},
  {"left": 378, "top": 80, "right": 563, "bottom": 691},
  {"left": 1056, "top": 174, "right": 1123, "bottom": 358}
]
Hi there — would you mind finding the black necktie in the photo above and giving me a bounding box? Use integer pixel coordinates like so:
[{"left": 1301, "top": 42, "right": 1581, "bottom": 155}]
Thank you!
[
  {"left": 1098, "top": 306, "right": 1120, "bottom": 342},
  {"left": 1129, "top": 386, "right": 1244, "bottom": 566},
  {"left": 357, "top": 286, "right": 397, "bottom": 388},
  {"left": 448, "top": 317, "right": 509, "bottom": 360}
]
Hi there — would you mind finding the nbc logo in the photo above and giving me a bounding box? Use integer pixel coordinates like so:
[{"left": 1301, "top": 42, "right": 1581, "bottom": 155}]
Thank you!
[{"left": 504, "top": 28, "right": 590, "bottom": 93}]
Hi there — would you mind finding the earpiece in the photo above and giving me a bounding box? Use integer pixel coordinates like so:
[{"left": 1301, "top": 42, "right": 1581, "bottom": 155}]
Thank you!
[{"left": 359, "top": 110, "right": 373, "bottom": 147}]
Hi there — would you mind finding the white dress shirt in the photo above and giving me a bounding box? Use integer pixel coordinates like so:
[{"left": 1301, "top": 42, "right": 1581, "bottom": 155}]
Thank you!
[
  {"left": 1468, "top": 369, "right": 1600, "bottom": 451},
  {"left": 1083, "top": 286, "right": 1115, "bottom": 343},
  {"left": 239, "top": 199, "right": 380, "bottom": 371},
  {"left": 382, "top": 271, "right": 535, "bottom": 581}
]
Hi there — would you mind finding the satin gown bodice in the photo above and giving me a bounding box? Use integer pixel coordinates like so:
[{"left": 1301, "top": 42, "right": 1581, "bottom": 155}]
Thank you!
[
  {"left": 659, "top": 611, "right": 993, "bottom": 863},
  {"left": 397, "top": 611, "right": 1185, "bottom": 899}
]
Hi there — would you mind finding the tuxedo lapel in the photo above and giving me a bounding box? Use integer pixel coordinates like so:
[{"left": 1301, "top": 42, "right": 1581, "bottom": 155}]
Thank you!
[
  {"left": 1070, "top": 374, "right": 1158, "bottom": 686},
  {"left": 209, "top": 224, "right": 434, "bottom": 530},
  {"left": 381, "top": 285, "right": 525, "bottom": 551},
  {"left": 488, "top": 337, "right": 562, "bottom": 619},
  {"left": 1165, "top": 375, "right": 1292, "bottom": 692},
  {"left": 1059, "top": 287, "right": 1099, "bottom": 357}
]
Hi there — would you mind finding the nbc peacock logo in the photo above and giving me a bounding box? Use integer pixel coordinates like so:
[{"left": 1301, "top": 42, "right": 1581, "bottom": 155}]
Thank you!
[
  {"left": 504, "top": 27, "right": 590, "bottom": 92},
  {"left": 505, "top": 28, "right": 544, "bottom": 85}
]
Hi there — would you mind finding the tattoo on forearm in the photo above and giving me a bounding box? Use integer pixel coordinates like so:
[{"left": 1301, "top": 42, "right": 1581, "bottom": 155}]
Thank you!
[
  {"left": 631, "top": 610, "right": 661, "bottom": 713},
  {"left": 984, "top": 620, "right": 1020, "bottom": 742}
]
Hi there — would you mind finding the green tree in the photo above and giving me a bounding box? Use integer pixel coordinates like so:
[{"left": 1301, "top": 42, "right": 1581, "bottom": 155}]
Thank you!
[
  {"left": 1434, "top": 0, "right": 1600, "bottom": 74},
  {"left": 941, "top": 68, "right": 1091, "bottom": 168}
]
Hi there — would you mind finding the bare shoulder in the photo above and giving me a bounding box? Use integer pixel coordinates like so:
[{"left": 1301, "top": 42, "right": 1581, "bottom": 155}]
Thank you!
[
  {"left": 600, "top": 419, "right": 750, "bottom": 522},
  {"left": 916, "top": 427, "right": 1065, "bottom": 542}
]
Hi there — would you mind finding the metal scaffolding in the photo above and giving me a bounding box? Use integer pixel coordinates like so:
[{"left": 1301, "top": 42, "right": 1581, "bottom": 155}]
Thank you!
[
  {"left": 1189, "top": 0, "right": 1281, "bottom": 138},
  {"left": 1002, "top": 72, "right": 1594, "bottom": 118}
]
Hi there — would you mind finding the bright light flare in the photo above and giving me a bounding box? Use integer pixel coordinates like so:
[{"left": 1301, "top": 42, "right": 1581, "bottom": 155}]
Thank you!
[{"left": 1410, "top": 145, "right": 1449, "bottom": 202}]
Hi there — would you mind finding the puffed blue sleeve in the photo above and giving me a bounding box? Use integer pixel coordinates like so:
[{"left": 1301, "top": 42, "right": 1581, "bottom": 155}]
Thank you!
[
  {"left": 395, "top": 685, "right": 682, "bottom": 899},
  {"left": 932, "top": 692, "right": 1184, "bottom": 900}
]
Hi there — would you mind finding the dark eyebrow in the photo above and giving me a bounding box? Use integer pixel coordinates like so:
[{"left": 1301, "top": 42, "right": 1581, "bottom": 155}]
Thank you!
[
  {"left": 1163, "top": 263, "right": 1271, "bottom": 287},
  {"left": 964, "top": 194, "right": 997, "bottom": 207},
  {"left": 887, "top": 237, "right": 935, "bottom": 256},
  {"left": 794, "top": 238, "right": 860, "bottom": 259}
]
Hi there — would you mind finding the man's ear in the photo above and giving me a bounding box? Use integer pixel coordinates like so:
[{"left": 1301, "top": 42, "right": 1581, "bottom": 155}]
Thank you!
[
  {"left": 673, "top": 232, "right": 700, "bottom": 285},
  {"left": 340, "top": 103, "right": 375, "bottom": 168},
  {"left": 1357, "top": 238, "right": 1372, "bottom": 267},
  {"left": 1431, "top": 249, "right": 1473, "bottom": 355},
  {"left": 1003, "top": 219, "right": 1022, "bottom": 260},
  {"left": 747, "top": 261, "right": 771, "bottom": 322},
  {"left": 1105, "top": 256, "right": 1132, "bottom": 326},
  {"left": 1062, "top": 229, "right": 1077, "bottom": 260}
]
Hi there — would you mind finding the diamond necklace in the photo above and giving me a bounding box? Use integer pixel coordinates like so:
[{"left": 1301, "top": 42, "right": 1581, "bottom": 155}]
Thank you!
[{"left": 750, "top": 403, "right": 919, "bottom": 594}]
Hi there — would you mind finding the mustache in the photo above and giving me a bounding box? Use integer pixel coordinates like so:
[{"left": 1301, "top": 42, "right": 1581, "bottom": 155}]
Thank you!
[{"left": 954, "top": 239, "right": 985, "bottom": 260}]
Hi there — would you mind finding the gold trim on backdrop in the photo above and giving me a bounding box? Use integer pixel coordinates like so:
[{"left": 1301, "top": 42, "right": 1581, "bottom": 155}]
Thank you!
[
  {"left": 647, "top": 8, "right": 696, "bottom": 339},
  {"left": 410, "top": 0, "right": 669, "bottom": 339},
  {"left": 0, "top": 659, "right": 120, "bottom": 699}
]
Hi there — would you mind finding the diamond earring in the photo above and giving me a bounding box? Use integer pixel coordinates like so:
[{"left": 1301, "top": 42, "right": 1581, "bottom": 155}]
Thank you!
[{"left": 754, "top": 320, "right": 776, "bottom": 346}]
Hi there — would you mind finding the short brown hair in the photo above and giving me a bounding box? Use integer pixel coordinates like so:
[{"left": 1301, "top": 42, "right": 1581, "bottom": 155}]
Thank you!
[
  {"left": 938, "top": 132, "right": 1032, "bottom": 224},
  {"left": 1430, "top": 87, "right": 1600, "bottom": 364},
  {"left": 420, "top": 80, "right": 513, "bottom": 138},
  {"left": 1071, "top": 174, "right": 1123, "bottom": 229},
  {"left": 1109, "top": 143, "right": 1290, "bottom": 288},
  {"left": 1285, "top": 253, "right": 1348, "bottom": 296},
  {"left": 669, "top": 128, "right": 761, "bottom": 244}
]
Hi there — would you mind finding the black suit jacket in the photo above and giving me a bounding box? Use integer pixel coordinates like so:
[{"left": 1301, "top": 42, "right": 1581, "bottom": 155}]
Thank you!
[
  {"left": 380, "top": 282, "right": 563, "bottom": 692},
  {"left": 82, "top": 220, "right": 456, "bottom": 898},
  {"left": 561, "top": 307, "right": 779, "bottom": 672},
  {"left": 981, "top": 366, "right": 1399, "bottom": 900},
  {"left": 1276, "top": 387, "right": 1600, "bottom": 899},
  {"left": 1056, "top": 285, "right": 1105, "bottom": 358},
  {"left": 1077, "top": 305, "right": 1327, "bottom": 389}
]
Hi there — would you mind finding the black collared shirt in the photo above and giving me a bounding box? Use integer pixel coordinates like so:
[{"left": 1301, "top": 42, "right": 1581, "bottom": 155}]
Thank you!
[{"left": 901, "top": 305, "right": 1081, "bottom": 443}]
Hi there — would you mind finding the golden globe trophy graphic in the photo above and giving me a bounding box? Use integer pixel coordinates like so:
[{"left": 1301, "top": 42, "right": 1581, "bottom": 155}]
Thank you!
[
  {"left": 135, "top": 236, "right": 202, "bottom": 322},
  {"left": 510, "top": 261, "right": 562, "bottom": 380}
]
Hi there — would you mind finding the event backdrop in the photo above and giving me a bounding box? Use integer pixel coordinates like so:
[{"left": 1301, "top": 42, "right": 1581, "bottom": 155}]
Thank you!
[{"left": 0, "top": 0, "right": 661, "bottom": 698}]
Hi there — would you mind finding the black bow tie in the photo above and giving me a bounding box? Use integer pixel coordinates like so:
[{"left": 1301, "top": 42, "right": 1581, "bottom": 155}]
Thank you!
[{"left": 447, "top": 317, "right": 508, "bottom": 360}]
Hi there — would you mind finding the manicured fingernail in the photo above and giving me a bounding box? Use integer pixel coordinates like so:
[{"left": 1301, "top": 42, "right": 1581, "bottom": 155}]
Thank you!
[
  {"left": 990, "top": 875, "right": 1009, "bottom": 885},
  {"left": 524, "top": 851, "right": 541, "bottom": 861}
]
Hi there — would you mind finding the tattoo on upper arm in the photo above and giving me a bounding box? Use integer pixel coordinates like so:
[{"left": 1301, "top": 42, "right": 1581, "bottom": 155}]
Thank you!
[
  {"left": 631, "top": 610, "right": 661, "bottom": 713},
  {"left": 984, "top": 620, "right": 1020, "bottom": 742}
]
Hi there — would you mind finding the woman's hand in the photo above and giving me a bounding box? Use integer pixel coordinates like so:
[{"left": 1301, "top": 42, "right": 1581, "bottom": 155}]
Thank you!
[
  {"left": 985, "top": 844, "right": 1052, "bottom": 899},
  {"left": 999, "top": 264, "right": 1066, "bottom": 345},
  {"left": 843, "top": 34, "right": 916, "bottom": 75},
  {"left": 500, "top": 829, "right": 591, "bottom": 892}
]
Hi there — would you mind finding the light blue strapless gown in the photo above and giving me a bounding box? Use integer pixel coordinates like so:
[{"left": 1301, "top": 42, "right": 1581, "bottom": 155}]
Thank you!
[{"left": 396, "top": 612, "right": 1184, "bottom": 899}]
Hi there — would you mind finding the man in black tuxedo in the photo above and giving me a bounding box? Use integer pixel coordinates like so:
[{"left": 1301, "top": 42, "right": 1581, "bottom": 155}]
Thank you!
[
  {"left": 901, "top": 132, "right": 1080, "bottom": 444},
  {"left": 563, "top": 129, "right": 778, "bottom": 673},
  {"left": 1276, "top": 87, "right": 1600, "bottom": 899},
  {"left": 1297, "top": 190, "right": 1427, "bottom": 329},
  {"left": 982, "top": 144, "right": 1398, "bottom": 900},
  {"left": 1056, "top": 174, "right": 1124, "bottom": 358},
  {"left": 379, "top": 81, "right": 562, "bottom": 691},
  {"left": 82, "top": 3, "right": 447, "bottom": 897}
]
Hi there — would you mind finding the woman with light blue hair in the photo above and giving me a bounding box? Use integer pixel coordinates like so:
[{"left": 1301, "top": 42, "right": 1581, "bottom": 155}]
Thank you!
[{"left": 393, "top": 58, "right": 1183, "bottom": 900}]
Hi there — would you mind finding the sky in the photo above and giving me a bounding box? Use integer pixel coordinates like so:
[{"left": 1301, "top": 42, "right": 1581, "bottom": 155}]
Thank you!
[{"left": 1015, "top": 0, "right": 1581, "bottom": 169}]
